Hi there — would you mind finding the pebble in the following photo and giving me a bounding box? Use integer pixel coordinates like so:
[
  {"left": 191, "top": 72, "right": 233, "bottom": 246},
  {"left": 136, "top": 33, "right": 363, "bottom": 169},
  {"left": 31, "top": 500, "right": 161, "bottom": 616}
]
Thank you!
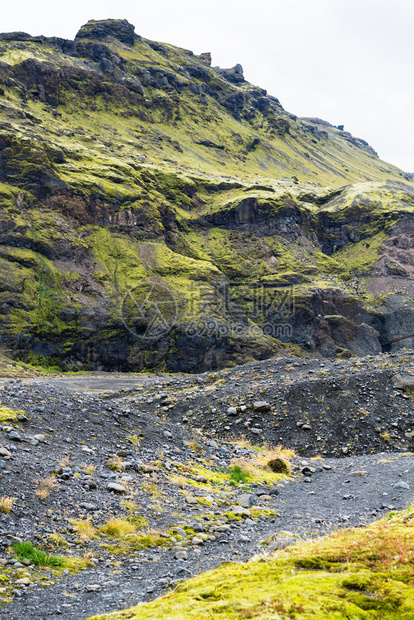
[
  {"left": 33, "top": 434, "right": 47, "bottom": 443},
  {"left": 85, "top": 584, "right": 102, "bottom": 592},
  {"left": 15, "top": 578, "right": 31, "bottom": 586},
  {"left": 394, "top": 481, "right": 409, "bottom": 490},
  {"left": 174, "top": 549, "right": 188, "bottom": 560},
  {"left": 267, "top": 537, "right": 298, "bottom": 553},
  {"left": 79, "top": 503, "right": 97, "bottom": 511},
  {"left": 236, "top": 493, "right": 255, "bottom": 508},
  {"left": 228, "top": 505, "right": 251, "bottom": 517},
  {"left": 185, "top": 496, "right": 198, "bottom": 504},
  {"left": 238, "top": 534, "right": 251, "bottom": 543},
  {"left": 106, "top": 482, "right": 126, "bottom": 494},
  {"left": 227, "top": 407, "right": 238, "bottom": 416},
  {"left": 253, "top": 401, "right": 271, "bottom": 412}
]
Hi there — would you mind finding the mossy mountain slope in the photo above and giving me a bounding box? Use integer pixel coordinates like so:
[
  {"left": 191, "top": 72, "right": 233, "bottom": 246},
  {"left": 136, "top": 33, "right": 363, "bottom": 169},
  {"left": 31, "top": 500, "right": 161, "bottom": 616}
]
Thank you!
[{"left": 0, "top": 19, "right": 414, "bottom": 371}]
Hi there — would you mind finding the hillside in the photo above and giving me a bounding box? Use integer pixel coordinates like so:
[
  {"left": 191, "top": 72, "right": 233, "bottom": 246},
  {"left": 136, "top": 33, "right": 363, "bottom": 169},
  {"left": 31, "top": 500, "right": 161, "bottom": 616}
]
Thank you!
[{"left": 0, "top": 19, "right": 414, "bottom": 371}]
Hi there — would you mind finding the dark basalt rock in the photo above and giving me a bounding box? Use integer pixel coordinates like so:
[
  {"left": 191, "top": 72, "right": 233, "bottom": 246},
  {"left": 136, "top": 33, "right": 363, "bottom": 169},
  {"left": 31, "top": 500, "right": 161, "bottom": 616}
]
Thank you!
[
  {"left": 213, "top": 63, "right": 245, "bottom": 84},
  {"left": 75, "top": 19, "right": 136, "bottom": 47}
]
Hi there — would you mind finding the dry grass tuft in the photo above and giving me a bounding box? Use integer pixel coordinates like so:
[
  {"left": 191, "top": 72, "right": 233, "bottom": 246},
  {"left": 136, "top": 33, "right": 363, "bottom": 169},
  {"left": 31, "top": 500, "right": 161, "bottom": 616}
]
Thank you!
[
  {"left": 70, "top": 517, "right": 97, "bottom": 541},
  {"left": 81, "top": 462, "right": 97, "bottom": 475},
  {"left": 35, "top": 476, "right": 59, "bottom": 499},
  {"left": 58, "top": 455, "right": 70, "bottom": 467},
  {"left": 0, "top": 496, "right": 15, "bottom": 514},
  {"left": 107, "top": 456, "right": 123, "bottom": 471}
]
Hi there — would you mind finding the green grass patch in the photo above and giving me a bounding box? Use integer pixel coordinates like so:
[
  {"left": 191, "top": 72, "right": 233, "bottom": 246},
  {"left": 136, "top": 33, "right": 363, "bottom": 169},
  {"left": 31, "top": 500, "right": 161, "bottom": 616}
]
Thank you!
[
  {"left": 0, "top": 405, "right": 26, "bottom": 422},
  {"left": 101, "top": 532, "right": 170, "bottom": 555},
  {"left": 12, "top": 541, "right": 66, "bottom": 568},
  {"left": 86, "top": 505, "right": 414, "bottom": 620},
  {"left": 228, "top": 464, "right": 250, "bottom": 484}
]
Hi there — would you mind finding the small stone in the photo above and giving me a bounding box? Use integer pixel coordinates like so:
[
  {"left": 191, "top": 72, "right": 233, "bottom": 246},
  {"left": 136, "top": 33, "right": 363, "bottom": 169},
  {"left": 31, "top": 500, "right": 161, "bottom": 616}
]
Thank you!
[
  {"left": 15, "top": 578, "right": 31, "bottom": 586},
  {"left": 174, "top": 549, "right": 188, "bottom": 560},
  {"left": 106, "top": 482, "right": 126, "bottom": 494},
  {"left": 81, "top": 446, "right": 94, "bottom": 453},
  {"left": 350, "top": 471, "right": 367, "bottom": 477},
  {"left": 79, "top": 503, "right": 97, "bottom": 511},
  {"left": 185, "top": 496, "right": 198, "bottom": 504},
  {"left": 236, "top": 493, "right": 255, "bottom": 508},
  {"left": 301, "top": 424, "right": 312, "bottom": 431},
  {"left": 196, "top": 475, "right": 208, "bottom": 483},
  {"left": 117, "top": 450, "right": 128, "bottom": 457},
  {"left": 238, "top": 534, "right": 251, "bottom": 543},
  {"left": 395, "top": 481, "right": 409, "bottom": 490},
  {"left": 34, "top": 434, "right": 47, "bottom": 443},
  {"left": 253, "top": 401, "right": 271, "bottom": 412},
  {"left": 267, "top": 537, "right": 297, "bottom": 553},
  {"left": 0, "top": 448, "right": 12, "bottom": 458},
  {"left": 228, "top": 505, "right": 251, "bottom": 517},
  {"left": 21, "top": 559, "right": 31, "bottom": 567},
  {"left": 227, "top": 407, "right": 238, "bottom": 416},
  {"left": 8, "top": 431, "right": 22, "bottom": 442},
  {"left": 268, "top": 487, "right": 280, "bottom": 496},
  {"left": 85, "top": 584, "right": 102, "bottom": 592}
]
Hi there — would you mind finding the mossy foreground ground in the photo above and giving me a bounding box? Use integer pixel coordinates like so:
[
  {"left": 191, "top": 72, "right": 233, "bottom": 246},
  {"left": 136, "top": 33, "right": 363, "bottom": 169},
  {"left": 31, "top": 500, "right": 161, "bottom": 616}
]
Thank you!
[{"left": 88, "top": 507, "right": 414, "bottom": 620}]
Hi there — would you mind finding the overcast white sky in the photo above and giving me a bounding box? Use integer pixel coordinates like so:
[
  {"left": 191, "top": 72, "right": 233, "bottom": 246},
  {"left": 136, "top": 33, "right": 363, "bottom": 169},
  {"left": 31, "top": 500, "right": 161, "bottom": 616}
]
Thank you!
[{"left": 2, "top": 0, "right": 413, "bottom": 171}]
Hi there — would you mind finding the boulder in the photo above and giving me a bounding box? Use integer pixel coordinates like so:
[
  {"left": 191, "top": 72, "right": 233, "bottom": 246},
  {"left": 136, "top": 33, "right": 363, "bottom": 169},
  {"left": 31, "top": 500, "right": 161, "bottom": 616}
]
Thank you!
[
  {"left": 75, "top": 19, "right": 136, "bottom": 47},
  {"left": 392, "top": 374, "right": 414, "bottom": 391}
]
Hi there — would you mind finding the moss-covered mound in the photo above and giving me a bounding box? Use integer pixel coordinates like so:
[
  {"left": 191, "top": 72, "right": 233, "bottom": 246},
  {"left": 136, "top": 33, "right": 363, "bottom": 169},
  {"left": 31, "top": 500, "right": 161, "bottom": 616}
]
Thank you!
[
  {"left": 0, "top": 19, "right": 414, "bottom": 371},
  {"left": 88, "top": 506, "right": 414, "bottom": 620}
]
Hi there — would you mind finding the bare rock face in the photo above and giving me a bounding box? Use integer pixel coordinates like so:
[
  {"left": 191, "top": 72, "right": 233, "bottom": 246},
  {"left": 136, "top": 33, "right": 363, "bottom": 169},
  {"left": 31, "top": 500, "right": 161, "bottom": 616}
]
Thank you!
[
  {"left": 213, "top": 63, "right": 245, "bottom": 83},
  {"left": 200, "top": 52, "right": 212, "bottom": 65},
  {"left": 75, "top": 19, "right": 136, "bottom": 47}
]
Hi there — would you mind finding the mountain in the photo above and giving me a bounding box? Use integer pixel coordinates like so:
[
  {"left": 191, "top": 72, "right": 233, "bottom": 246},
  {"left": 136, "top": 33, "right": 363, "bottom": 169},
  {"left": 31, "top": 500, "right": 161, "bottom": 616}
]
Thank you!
[{"left": 0, "top": 18, "right": 414, "bottom": 372}]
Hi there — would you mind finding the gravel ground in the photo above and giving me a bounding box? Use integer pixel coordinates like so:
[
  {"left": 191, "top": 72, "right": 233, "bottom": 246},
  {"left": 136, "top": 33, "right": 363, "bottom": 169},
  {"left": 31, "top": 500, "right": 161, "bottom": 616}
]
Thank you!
[{"left": 0, "top": 352, "right": 413, "bottom": 619}]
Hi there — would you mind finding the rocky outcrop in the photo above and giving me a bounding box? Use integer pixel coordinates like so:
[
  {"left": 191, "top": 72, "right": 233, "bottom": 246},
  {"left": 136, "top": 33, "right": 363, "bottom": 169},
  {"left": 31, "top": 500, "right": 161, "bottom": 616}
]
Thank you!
[
  {"left": 213, "top": 63, "right": 245, "bottom": 83},
  {"left": 75, "top": 19, "right": 137, "bottom": 47}
]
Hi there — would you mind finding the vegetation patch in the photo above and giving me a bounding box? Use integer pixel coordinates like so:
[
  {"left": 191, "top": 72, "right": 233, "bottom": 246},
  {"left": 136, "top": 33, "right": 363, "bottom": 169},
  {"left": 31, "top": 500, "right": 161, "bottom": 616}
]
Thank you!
[
  {"left": 0, "top": 405, "right": 26, "bottom": 422},
  {"left": 86, "top": 505, "right": 414, "bottom": 620}
]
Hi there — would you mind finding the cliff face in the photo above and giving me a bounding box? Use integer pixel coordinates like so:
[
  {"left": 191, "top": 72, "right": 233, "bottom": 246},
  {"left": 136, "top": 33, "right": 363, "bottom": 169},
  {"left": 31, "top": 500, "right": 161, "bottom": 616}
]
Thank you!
[{"left": 0, "top": 19, "right": 414, "bottom": 372}]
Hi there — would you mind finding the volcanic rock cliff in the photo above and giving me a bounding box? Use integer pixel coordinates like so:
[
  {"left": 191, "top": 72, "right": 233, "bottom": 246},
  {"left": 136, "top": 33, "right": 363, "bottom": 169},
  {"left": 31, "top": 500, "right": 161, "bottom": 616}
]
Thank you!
[{"left": 0, "top": 19, "right": 414, "bottom": 372}]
